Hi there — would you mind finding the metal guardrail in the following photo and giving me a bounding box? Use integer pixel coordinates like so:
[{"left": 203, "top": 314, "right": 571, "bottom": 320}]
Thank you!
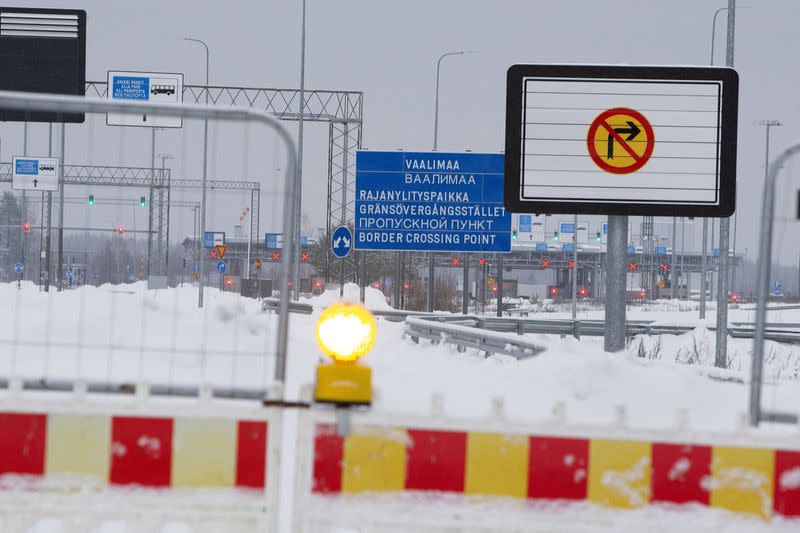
[
  {"left": 402, "top": 313, "right": 800, "bottom": 356},
  {"left": 262, "top": 298, "right": 314, "bottom": 315},
  {"left": 404, "top": 317, "right": 547, "bottom": 359}
]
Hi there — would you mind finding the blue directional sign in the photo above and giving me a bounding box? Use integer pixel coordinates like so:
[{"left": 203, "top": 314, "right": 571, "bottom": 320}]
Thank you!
[
  {"left": 602, "top": 223, "right": 608, "bottom": 235},
  {"left": 518, "top": 215, "right": 532, "bottom": 233},
  {"left": 559, "top": 223, "right": 575, "bottom": 234},
  {"left": 265, "top": 233, "right": 281, "bottom": 249},
  {"left": 13, "top": 262, "right": 23, "bottom": 274},
  {"left": 655, "top": 246, "right": 667, "bottom": 255},
  {"left": 193, "top": 265, "right": 200, "bottom": 274},
  {"left": 712, "top": 248, "right": 720, "bottom": 257},
  {"left": 535, "top": 243, "right": 548, "bottom": 252},
  {"left": 562, "top": 243, "right": 575, "bottom": 253},
  {"left": 217, "top": 261, "right": 227, "bottom": 274},
  {"left": 627, "top": 245, "right": 636, "bottom": 255},
  {"left": 354, "top": 151, "right": 511, "bottom": 253},
  {"left": 331, "top": 225, "right": 352, "bottom": 258},
  {"left": 773, "top": 281, "right": 783, "bottom": 296},
  {"left": 204, "top": 231, "right": 224, "bottom": 248}
]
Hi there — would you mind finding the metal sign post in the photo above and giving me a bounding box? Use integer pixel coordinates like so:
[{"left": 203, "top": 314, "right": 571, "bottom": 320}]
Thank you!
[{"left": 605, "top": 216, "right": 628, "bottom": 352}]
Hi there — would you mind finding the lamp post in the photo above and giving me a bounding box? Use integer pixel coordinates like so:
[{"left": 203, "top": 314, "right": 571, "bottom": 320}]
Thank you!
[
  {"left": 430, "top": 50, "right": 473, "bottom": 312},
  {"left": 184, "top": 37, "right": 210, "bottom": 308}
]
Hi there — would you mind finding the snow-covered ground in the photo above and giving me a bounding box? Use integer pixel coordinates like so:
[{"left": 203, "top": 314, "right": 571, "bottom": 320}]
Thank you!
[{"left": 2, "top": 281, "right": 800, "bottom": 532}]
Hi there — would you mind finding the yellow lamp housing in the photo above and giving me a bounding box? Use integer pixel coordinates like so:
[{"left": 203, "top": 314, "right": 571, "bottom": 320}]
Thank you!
[
  {"left": 314, "top": 361, "right": 372, "bottom": 406},
  {"left": 313, "top": 302, "right": 377, "bottom": 406}
]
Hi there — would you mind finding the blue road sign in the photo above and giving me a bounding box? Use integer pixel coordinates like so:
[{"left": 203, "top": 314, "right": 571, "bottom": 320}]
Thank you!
[
  {"left": 602, "top": 223, "right": 608, "bottom": 235},
  {"left": 655, "top": 246, "right": 667, "bottom": 255},
  {"left": 300, "top": 235, "right": 308, "bottom": 246},
  {"left": 627, "top": 245, "right": 636, "bottom": 255},
  {"left": 354, "top": 151, "right": 511, "bottom": 253},
  {"left": 518, "top": 215, "right": 532, "bottom": 233},
  {"left": 562, "top": 243, "right": 575, "bottom": 252},
  {"left": 265, "top": 233, "right": 281, "bottom": 249},
  {"left": 331, "top": 225, "right": 352, "bottom": 258},
  {"left": 13, "top": 263, "right": 23, "bottom": 274},
  {"left": 559, "top": 223, "right": 575, "bottom": 234},
  {"left": 128, "top": 274, "right": 135, "bottom": 282},
  {"left": 712, "top": 248, "right": 720, "bottom": 257},
  {"left": 217, "top": 261, "right": 227, "bottom": 274},
  {"left": 535, "top": 243, "right": 548, "bottom": 252},
  {"left": 193, "top": 265, "right": 200, "bottom": 274},
  {"left": 773, "top": 281, "right": 783, "bottom": 296}
]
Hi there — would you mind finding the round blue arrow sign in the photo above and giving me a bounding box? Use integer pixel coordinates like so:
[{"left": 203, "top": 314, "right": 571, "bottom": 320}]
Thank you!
[
  {"left": 217, "top": 261, "right": 227, "bottom": 274},
  {"left": 331, "top": 225, "right": 352, "bottom": 258},
  {"left": 13, "top": 263, "right": 23, "bottom": 274}
]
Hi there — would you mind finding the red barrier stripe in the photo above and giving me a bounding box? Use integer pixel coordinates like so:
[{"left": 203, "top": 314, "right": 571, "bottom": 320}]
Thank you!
[
  {"left": 405, "top": 429, "right": 466, "bottom": 492},
  {"left": 236, "top": 420, "right": 268, "bottom": 489},
  {"left": 774, "top": 449, "right": 800, "bottom": 516},
  {"left": 651, "top": 443, "right": 711, "bottom": 505},
  {"left": 0, "top": 412, "right": 46, "bottom": 476},
  {"left": 312, "top": 423, "right": 343, "bottom": 493},
  {"left": 110, "top": 416, "right": 173, "bottom": 487},
  {"left": 528, "top": 436, "right": 588, "bottom": 500}
]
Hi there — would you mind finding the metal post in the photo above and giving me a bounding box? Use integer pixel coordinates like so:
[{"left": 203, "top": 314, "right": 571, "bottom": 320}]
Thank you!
[
  {"left": 700, "top": 218, "right": 708, "bottom": 318},
  {"left": 671, "top": 217, "right": 677, "bottom": 298},
  {"left": 245, "top": 194, "right": 253, "bottom": 280},
  {"left": 56, "top": 123, "right": 65, "bottom": 291},
  {"left": 571, "top": 214, "right": 577, "bottom": 320},
  {"left": 715, "top": 0, "right": 735, "bottom": 368},
  {"left": 604, "top": 215, "right": 628, "bottom": 352},
  {"left": 750, "top": 141, "right": 800, "bottom": 426},
  {"left": 339, "top": 122, "right": 349, "bottom": 297},
  {"left": 21, "top": 124, "right": 27, "bottom": 281},
  {"left": 680, "top": 217, "right": 685, "bottom": 299},
  {"left": 293, "top": 0, "right": 307, "bottom": 301},
  {"left": 496, "top": 254, "right": 504, "bottom": 317},
  {"left": 45, "top": 124, "right": 52, "bottom": 291},
  {"left": 710, "top": 217, "right": 716, "bottom": 298},
  {"left": 462, "top": 255, "right": 469, "bottom": 315},
  {"left": 184, "top": 37, "right": 210, "bottom": 308},
  {"left": 393, "top": 252, "right": 401, "bottom": 308},
  {"left": 429, "top": 50, "right": 466, "bottom": 313}
]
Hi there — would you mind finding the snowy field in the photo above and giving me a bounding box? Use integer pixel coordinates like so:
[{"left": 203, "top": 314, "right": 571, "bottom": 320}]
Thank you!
[{"left": 2, "top": 281, "right": 800, "bottom": 532}]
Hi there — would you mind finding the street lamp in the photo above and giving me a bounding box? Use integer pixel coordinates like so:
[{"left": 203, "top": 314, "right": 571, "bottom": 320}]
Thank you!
[
  {"left": 184, "top": 37, "right": 210, "bottom": 308},
  {"left": 429, "top": 50, "right": 475, "bottom": 313}
]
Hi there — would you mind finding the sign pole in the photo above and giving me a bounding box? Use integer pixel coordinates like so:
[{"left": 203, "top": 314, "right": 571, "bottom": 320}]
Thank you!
[
  {"left": 571, "top": 213, "right": 578, "bottom": 320},
  {"left": 56, "top": 123, "right": 65, "bottom": 291},
  {"left": 462, "top": 255, "right": 468, "bottom": 314},
  {"left": 715, "top": 0, "right": 736, "bottom": 367},
  {"left": 604, "top": 215, "right": 628, "bottom": 352},
  {"left": 496, "top": 254, "right": 504, "bottom": 317}
]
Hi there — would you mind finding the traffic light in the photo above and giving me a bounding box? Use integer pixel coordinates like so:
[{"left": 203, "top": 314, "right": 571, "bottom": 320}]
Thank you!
[
  {"left": 659, "top": 263, "right": 670, "bottom": 272},
  {"left": 139, "top": 196, "right": 146, "bottom": 208},
  {"left": 595, "top": 231, "right": 601, "bottom": 243},
  {"left": 300, "top": 252, "right": 310, "bottom": 262},
  {"left": 88, "top": 194, "right": 94, "bottom": 207},
  {"left": 512, "top": 230, "right": 518, "bottom": 241},
  {"left": 541, "top": 259, "right": 550, "bottom": 268},
  {"left": 478, "top": 258, "right": 486, "bottom": 266},
  {"left": 452, "top": 257, "right": 460, "bottom": 266},
  {"left": 271, "top": 251, "right": 281, "bottom": 261},
  {"left": 22, "top": 222, "right": 31, "bottom": 232},
  {"left": 224, "top": 277, "right": 233, "bottom": 288},
  {"left": 209, "top": 250, "right": 218, "bottom": 259},
  {"left": 568, "top": 259, "right": 574, "bottom": 269},
  {"left": 629, "top": 262, "right": 638, "bottom": 271},
  {"left": 553, "top": 231, "right": 559, "bottom": 242},
  {"left": 116, "top": 226, "right": 125, "bottom": 235},
  {"left": 578, "top": 287, "right": 588, "bottom": 297},
  {"left": 372, "top": 281, "right": 381, "bottom": 289},
  {"left": 549, "top": 286, "right": 559, "bottom": 297},
  {"left": 403, "top": 281, "right": 410, "bottom": 290},
  {"left": 314, "top": 303, "right": 376, "bottom": 406}
]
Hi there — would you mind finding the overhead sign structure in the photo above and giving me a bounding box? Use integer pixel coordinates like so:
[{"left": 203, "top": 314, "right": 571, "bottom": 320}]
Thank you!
[
  {"left": 11, "top": 157, "right": 59, "bottom": 191},
  {"left": 203, "top": 232, "right": 225, "bottom": 248},
  {"left": 504, "top": 65, "right": 738, "bottom": 217},
  {"left": 331, "top": 225, "right": 352, "bottom": 258},
  {"left": 355, "top": 151, "right": 512, "bottom": 253},
  {"left": 106, "top": 70, "right": 184, "bottom": 128}
]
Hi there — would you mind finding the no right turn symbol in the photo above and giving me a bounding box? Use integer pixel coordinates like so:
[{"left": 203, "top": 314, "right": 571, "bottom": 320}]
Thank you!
[{"left": 587, "top": 107, "right": 655, "bottom": 174}]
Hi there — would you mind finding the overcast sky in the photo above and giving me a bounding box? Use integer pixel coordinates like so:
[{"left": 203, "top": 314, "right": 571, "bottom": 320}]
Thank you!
[{"left": 5, "top": 0, "right": 800, "bottom": 267}]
